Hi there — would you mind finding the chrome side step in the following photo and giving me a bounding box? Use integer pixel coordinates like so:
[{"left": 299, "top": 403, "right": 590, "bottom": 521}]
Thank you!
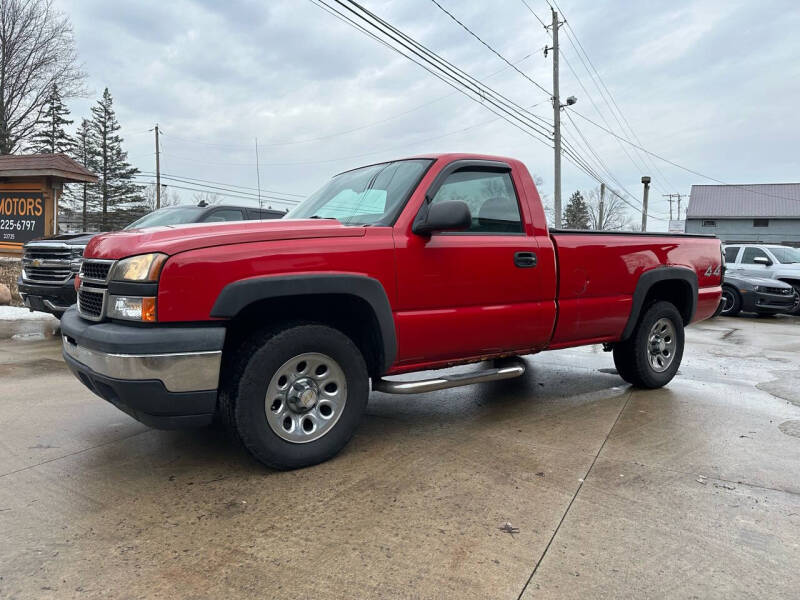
[{"left": 373, "top": 359, "right": 526, "bottom": 395}]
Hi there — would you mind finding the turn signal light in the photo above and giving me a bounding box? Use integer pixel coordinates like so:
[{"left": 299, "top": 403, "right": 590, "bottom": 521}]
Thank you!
[{"left": 142, "top": 297, "right": 156, "bottom": 322}]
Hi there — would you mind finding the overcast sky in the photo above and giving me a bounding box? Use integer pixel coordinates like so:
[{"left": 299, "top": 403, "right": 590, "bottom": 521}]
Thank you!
[{"left": 56, "top": 0, "right": 800, "bottom": 230}]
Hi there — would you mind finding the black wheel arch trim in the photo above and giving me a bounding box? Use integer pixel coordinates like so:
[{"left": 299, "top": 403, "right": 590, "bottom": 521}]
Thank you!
[
  {"left": 210, "top": 274, "right": 397, "bottom": 373},
  {"left": 621, "top": 267, "right": 698, "bottom": 341}
]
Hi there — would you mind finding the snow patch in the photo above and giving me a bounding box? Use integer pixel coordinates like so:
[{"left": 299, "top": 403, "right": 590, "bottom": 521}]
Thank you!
[{"left": 0, "top": 306, "right": 57, "bottom": 321}]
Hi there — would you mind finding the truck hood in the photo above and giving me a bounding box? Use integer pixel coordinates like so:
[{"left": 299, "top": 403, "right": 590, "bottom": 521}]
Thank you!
[
  {"left": 84, "top": 219, "right": 365, "bottom": 259},
  {"left": 26, "top": 231, "right": 100, "bottom": 247}
]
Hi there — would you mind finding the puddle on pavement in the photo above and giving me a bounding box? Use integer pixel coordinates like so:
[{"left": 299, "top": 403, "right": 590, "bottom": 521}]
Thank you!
[
  {"left": 778, "top": 420, "right": 800, "bottom": 438},
  {"left": 756, "top": 372, "right": 800, "bottom": 407},
  {"left": 0, "top": 358, "right": 67, "bottom": 378}
]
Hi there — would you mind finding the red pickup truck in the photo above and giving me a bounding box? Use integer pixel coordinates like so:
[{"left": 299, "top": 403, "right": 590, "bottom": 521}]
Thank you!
[{"left": 61, "top": 153, "right": 722, "bottom": 469}]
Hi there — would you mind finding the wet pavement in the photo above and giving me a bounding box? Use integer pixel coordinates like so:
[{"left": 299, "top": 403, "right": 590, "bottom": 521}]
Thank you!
[{"left": 1, "top": 315, "right": 799, "bottom": 599}]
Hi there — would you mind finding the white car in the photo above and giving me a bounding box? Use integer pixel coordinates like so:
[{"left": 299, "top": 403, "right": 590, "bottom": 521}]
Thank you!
[{"left": 723, "top": 244, "right": 800, "bottom": 314}]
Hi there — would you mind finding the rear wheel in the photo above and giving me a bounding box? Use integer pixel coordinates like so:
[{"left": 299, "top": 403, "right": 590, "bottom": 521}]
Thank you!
[
  {"left": 613, "top": 301, "right": 685, "bottom": 389},
  {"left": 220, "top": 323, "right": 369, "bottom": 470},
  {"left": 720, "top": 285, "right": 741, "bottom": 316}
]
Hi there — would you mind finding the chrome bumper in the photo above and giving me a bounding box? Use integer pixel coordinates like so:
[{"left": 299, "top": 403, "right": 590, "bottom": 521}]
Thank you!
[{"left": 62, "top": 336, "right": 221, "bottom": 393}]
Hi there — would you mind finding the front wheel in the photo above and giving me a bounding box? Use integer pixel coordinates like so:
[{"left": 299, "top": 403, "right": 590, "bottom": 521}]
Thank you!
[
  {"left": 221, "top": 323, "right": 369, "bottom": 469},
  {"left": 720, "top": 286, "right": 741, "bottom": 316},
  {"left": 613, "top": 301, "right": 685, "bottom": 389}
]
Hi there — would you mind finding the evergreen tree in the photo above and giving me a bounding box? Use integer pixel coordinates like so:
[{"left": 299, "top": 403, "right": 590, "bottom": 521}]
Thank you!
[
  {"left": 89, "top": 88, "right": 144, "bottom": 230},
  {"left": 64, "top": 118, "right": 99, "bottom": 230},
  {"left": 29, "top": 84, "right": 74, "bottom": 154},
  {"left": 564, "top": 190, "right": 590, "bottom": 229}
]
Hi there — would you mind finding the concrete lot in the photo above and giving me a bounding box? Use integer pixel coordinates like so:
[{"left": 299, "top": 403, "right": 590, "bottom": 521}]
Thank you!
[{"left": 2, "top": 315, "right": 800, "bottom": 599}]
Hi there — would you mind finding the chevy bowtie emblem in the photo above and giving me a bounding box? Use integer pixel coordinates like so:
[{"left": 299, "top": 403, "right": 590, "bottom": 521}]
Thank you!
[{"left": 31, "top": 259, "right": 42, "bottom": 267}]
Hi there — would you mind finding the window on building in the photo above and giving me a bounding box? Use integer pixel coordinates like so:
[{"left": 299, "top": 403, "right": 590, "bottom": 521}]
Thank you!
[
  {"left": 753, "top": 219, "right": 769, "bottom": 227},
  {"left": 723, "top": 246, "right": 740, "bottom": 263},
  {"left": 702, "top": 220, "right": 717, "bottom": 227},
  {"left": 741, "top": 247, "right": 770, "bottom": 264}
]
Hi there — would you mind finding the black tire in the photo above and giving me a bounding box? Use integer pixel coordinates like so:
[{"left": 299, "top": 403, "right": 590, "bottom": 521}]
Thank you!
[
  {"left": 220, "top": 323, "right": 369, "bottom": 470},
  {"left": 788, "top": 283, "right": 800, "bottom": 316},
  {"left": 613, "top": 301, "right": 685, "bottom": 389},
  {"left": 720, "top": 285, "right": 741, "bottom": 316}
]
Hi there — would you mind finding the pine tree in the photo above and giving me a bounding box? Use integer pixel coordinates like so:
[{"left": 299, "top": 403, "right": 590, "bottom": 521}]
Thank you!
[
  {"left": 564, "top": 190, "right": 590, "bottom": 229},
  {"left": 29, "top": 84, "right": 74, "bottom": 154},
  {"left": 89, "top": 88, "right": 144, "bottom": 230},
  {"left": 64, "top": 118, "right": 100, "bottom": 230}
]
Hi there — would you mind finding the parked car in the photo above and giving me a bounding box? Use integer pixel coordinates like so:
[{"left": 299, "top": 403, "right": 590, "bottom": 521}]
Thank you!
[
  {"left": 718, "top": 273, "right": 796, "bottom": 316},
  {"left": 59, "top": 153, "right": 722, "bottom": 469},
  {"left": 723, "top": 244, "right": 800, "bottom": 314},
  {"left": 18, "top": 203, "right": 285, "bottom": 316}
]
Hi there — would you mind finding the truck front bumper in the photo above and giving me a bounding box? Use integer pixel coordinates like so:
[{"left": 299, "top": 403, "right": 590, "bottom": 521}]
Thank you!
[
  {"left": 18, "top": 277, "right": 77, "bottom": 316},
  {"left": 60, "top": 308, "right": 226, "bottom": 429}
]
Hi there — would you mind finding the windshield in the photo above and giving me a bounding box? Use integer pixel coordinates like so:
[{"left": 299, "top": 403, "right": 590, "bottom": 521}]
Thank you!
[
  {"left": 124, "top": 207, "right": 202, "bottom": 229},
  {"left": 286, "top": 159, "right": 432, "bottom": 225},
  {"left": 769, "top": 246, "right": 800, "bottom": 264}
]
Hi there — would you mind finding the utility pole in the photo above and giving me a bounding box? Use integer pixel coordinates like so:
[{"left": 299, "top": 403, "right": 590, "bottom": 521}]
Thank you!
[
  {"left": 663, "top": 193, "right": 676, "bottom": 221},
  {"left": 641, "top": 176, "right": 651, "bottom": 232},
  {"left": 598, "top": 182, "right": 605, "bottom": 230},
  {"left": 676, "top": 193, "right": 682, "bottom": 220},
  {"left": 154, "top": 124, "right": 161, "bottom": 209},
  {"left": 551, "top": 7, "right": 562, "bottom": 228},
  {"left": 255, "top": 137, "right": 262, "bottom": 212}
]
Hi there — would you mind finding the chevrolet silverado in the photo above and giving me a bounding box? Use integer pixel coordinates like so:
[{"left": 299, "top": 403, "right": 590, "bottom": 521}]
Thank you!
[{"left": 60, "top": 154, "right": 723, "bottom": 469}]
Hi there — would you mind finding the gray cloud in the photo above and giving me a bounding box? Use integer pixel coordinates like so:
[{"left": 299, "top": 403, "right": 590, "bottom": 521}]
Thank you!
[{"left": 56, "top": 0, "right": 800, "bottom": 225}]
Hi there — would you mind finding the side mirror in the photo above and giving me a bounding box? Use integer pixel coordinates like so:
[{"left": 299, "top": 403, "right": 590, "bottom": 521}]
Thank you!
[
  {"left": 412, "top": 200, "right": 471, "bottom": 236},
  {"left": 753, "top": 256, "right": 772, "bottom": 266}
]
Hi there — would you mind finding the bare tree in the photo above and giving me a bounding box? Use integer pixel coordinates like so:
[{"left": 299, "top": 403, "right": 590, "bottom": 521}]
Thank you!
[
  {"left": 143, "top": 184, "right": 181, "bottom": 211},
  {"left": 0, "top": 0, "right": 85, "bottom": 154},
  {"left": 192, "top": 191, "right": 222, "bottom": 206},
  {"left": 585, "top": 186, "right": 633, "bottom": 231}
]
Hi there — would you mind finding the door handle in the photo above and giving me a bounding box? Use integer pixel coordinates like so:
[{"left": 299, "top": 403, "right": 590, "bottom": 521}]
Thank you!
[{"left": 514, "top": 251, "right": 537, "bottom": 268}]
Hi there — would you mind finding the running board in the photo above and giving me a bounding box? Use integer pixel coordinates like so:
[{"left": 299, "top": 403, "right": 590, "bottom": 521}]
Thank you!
[{"left": 373, "top": 359, "right": 526, "bottom": 395}]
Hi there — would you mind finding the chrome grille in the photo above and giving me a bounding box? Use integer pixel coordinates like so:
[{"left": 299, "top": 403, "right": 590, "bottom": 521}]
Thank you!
[
  {"left": 78, "top": 288, "right": 105, "bottom": 320},
  {"left": 22, "top": 243, "right": 73, "bottom": 284},
  {"left": 23, "top": 266, "right": 72, "bottom": 283},
  {"left": 81, "top": 260, "right": 113, "bottom": 282}
]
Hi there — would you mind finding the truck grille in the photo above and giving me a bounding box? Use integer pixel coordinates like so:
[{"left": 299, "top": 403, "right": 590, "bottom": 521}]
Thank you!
[
  {"left": 764, "top": 286, "right": 793, "bottom": 295},
  {"left": 22, "top": 244, "right": 73, "bottom": 284},
  {"left": 78, "top": 289, "right": 105, "bottom": 319},
  {"left": 81, "top": 260, "right": 113, "bottom": 282}
]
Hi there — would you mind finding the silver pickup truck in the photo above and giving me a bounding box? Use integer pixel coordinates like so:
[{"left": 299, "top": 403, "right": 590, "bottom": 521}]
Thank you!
[{"left": 723, "top": 244, "right": 800, "bottom": 315}]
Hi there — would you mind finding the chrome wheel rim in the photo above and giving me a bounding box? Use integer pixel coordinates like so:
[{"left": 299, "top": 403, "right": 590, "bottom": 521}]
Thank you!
[
  {"left": 265, "top": 352, "right": 347, "bottom": 443},
  {"left": 721, "top": 289, "right": 735, "bottom": 314},
  {"left": 647, "top": 318, "right": 677, "bottom": 373}
]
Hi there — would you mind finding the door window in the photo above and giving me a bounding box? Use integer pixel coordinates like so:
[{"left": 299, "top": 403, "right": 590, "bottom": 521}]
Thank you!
[
  {"left": 723, "top": 246, "right": 740, "bottom": 263},
  {"left": 202, "top": 209, "right": 245, "bottom": 223},
  {"left": 429, "top": 170, "right": 523, "bottom": 234},
  {"left": 741, "top": 247, "right": 769, "bottom": 264}
]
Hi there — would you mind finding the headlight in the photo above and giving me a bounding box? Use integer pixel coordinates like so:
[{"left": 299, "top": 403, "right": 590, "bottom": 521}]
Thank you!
[
  {"left": 107, "top": 295, "right": 157, "bottom": 322},
  {"left": 112, "top": 253, "right": 167, "bottom": 282},
  {"left": 70, "top": 246, "right": 85, "bottom": 273}
]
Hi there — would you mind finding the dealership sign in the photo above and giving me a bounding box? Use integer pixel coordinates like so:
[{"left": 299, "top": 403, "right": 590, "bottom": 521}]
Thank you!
[{"left": 0, "top": 192, "right": 45, "bottom": 244}]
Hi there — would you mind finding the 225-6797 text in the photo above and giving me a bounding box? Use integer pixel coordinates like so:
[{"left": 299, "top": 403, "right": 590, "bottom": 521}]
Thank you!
[{"left": 1, "top": 219, "right": 37, "bottom": 231}]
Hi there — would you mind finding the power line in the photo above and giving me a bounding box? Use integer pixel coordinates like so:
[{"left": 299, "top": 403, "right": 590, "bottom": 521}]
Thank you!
[
  {"left": 139, "top": 172, "right": 306, "bottom": 197},
  {"left": 134, "top": 176, "right": 301, "bottom": 206},
  {"left": 313, "top": 0, "right": 555, "bottom": 139},
  {"left": 518, "top": 0, "right": 548, "bottom": 29},
  {"left": 428, "top": 0, "right": 552, "bottom": 96},
  {"left": 550, "top": 0, "right": 678, "bottom": 193},
  {"left": 160, "top": 54, "right": 540, "bottom": 150},
  {"left": 570, "top": 108, "right": 800, "bottom": 204},
  {"left": 138, "top": 174, "right": 301, "bottom": 204}
]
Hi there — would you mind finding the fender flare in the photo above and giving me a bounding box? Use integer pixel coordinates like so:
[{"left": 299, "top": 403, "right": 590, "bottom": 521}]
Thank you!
[
  {"left": 210, "top": 274, "right": 397, "bottom": 372},
  {"left": 621, "top": 267, "right": 698, "bottom": 341}
]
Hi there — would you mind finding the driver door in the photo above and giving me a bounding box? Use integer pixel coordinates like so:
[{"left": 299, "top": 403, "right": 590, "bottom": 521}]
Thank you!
[{"left": 393, "top": 165, "right": 552, "bottom": 366}]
